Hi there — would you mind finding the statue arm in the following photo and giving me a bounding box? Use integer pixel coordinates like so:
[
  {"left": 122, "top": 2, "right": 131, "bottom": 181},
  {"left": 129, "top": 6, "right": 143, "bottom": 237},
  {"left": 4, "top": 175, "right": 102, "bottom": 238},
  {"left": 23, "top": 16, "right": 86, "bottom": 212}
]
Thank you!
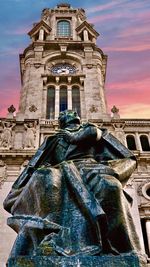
[{"left": 58, "top": 125, "right": 102, "bottom": 145}]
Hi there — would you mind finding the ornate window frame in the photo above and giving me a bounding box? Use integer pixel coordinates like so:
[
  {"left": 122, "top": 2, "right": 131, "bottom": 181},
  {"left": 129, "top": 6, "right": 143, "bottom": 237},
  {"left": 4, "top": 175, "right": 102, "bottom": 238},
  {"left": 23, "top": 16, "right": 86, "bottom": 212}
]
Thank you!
[{"left": 57, "top": 20, "right": 71, "bottom": 37}]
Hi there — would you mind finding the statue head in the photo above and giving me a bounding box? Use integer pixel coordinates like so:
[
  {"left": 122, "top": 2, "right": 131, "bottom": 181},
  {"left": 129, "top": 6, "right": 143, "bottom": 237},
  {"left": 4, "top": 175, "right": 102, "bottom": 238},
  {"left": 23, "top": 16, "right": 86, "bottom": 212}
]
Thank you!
[{"left": 58, "top": 110, "right": 81, "bottom": 129}]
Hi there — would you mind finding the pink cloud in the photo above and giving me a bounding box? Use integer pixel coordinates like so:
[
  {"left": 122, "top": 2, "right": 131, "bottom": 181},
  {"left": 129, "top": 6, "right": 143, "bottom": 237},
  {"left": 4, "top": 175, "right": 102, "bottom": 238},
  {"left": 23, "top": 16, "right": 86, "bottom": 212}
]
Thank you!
[
  {"left": 104, "top": 43, "right": 150, "bottom": 52},
  {"left": 89, "top": 13, "right": 123, "bottom": 24},
  {"left": 119, "top": 24, "right": 150, "bottom": 38},
  {"left": 0, "top": 48, "right": 22, "bottom": 56},
  {"left": 101, "top": 31, "right": 150, "bottom": 52},
  {"left": 86, "top": 1, "right": 125, "bottom": 14},
  {"left": 107, "top": 77, "right": 150, "bottom": 94},
  {"left": 88, "top": 5, "right": 150, "bottom": 30},
  {"left": 5, "top": 26, "right": 30, "bottom": 35},
  {"left": 0, "top": 79, "right": 20, "bottom": 117},
  {"left": 86, "top": 0, "right": 148, "bottom": 15},
  {"left": 106, "top": 77, "right": 150, "bottom": 116},
  {"left": 0, "top": 93, "right": 19, "bottom": 117}
]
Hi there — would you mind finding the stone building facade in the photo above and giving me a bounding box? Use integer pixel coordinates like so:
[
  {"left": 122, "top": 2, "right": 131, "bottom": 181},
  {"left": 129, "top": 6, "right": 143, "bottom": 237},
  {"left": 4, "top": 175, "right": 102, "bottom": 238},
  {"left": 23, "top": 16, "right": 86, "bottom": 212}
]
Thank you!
[{"left": 0, "top": 3, "right": 150, "bottom": 266}]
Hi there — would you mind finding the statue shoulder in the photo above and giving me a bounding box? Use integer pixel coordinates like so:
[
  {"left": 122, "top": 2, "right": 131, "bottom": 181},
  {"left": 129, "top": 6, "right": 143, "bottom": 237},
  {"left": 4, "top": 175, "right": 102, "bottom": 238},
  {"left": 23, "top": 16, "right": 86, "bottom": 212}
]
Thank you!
[
  {"left": 82, "top": 122, "right": 97, "bottom": 128},
  {"left": 82, "top": 123, "right": 108, "bottom": 133},
  {"left": 38, "top": 133, "right": 58, "bottom": 151}
]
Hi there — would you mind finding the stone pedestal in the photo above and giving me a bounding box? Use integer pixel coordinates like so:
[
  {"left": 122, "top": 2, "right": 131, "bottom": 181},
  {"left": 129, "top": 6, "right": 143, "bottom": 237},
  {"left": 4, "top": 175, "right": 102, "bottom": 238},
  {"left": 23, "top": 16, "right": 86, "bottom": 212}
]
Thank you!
[{"left": 7, "top": 253, "right": 147, "bottom": 267}]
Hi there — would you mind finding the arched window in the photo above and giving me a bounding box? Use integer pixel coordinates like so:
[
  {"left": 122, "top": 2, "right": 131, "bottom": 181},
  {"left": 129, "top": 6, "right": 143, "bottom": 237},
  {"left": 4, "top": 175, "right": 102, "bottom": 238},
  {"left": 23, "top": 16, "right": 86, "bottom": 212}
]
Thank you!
[
  {"left": 72, "top": 86, "right": 81, "bottom": 116},
  {"left": 140, "top": 135, "right": 150, "bottom": 151},
  {"left": 60, "top": 86, "right": 68, "bottom": 112},
  {"left": 46, "top": 87, "right": 55, "bottom": 119},
  {"left": 57, "top": 20, "right": 71, "bottom": 37},
  {"left": 126, "top": 135, "right": 136, "bottom": 150}
]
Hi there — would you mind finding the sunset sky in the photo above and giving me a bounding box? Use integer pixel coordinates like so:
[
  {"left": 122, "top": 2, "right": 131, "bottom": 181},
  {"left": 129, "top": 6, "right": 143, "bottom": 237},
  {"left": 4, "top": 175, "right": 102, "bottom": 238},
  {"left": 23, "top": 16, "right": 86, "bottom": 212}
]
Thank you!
[{"left": 0, "top": 0, "right": 150, "bottom": 118}]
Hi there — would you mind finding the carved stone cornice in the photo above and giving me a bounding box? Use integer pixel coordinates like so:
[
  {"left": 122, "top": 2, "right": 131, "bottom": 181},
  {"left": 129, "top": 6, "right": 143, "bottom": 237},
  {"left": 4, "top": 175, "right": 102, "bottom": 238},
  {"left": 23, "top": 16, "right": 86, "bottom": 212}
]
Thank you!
[{"left": 124, "top": 119, "right": 150, "bottom": 127}]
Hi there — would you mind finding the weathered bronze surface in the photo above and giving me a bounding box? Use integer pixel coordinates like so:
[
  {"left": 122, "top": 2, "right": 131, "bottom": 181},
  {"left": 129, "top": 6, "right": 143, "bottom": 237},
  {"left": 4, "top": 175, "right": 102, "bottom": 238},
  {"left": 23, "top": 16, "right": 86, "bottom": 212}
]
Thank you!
[
  {"left": 7, "top": 253, "right": 146, "bottom": 267},
  {"left": 4, "top": 110, "right": 142, "bottom": 263}
]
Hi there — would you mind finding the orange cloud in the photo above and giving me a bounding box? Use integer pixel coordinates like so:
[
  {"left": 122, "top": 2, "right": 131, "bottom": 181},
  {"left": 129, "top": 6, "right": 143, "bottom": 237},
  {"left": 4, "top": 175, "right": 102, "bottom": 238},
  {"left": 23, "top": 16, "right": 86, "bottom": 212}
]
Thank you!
[
  {"left": 107, "top": 77, "right": 150, "bottom": 92},
  {"left": 106, "top": 76, "right": 150, "bottom": 118},
  {"left": 119, "top": 104, "right": 150, "bottom": 118}
]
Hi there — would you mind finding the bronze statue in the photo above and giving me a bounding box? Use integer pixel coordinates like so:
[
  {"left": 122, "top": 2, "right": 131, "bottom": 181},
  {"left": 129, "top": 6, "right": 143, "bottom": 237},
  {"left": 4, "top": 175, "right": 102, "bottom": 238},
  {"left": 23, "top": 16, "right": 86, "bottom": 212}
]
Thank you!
[{"left": 4, "top": 110, "right": 141, "bottom": 258}]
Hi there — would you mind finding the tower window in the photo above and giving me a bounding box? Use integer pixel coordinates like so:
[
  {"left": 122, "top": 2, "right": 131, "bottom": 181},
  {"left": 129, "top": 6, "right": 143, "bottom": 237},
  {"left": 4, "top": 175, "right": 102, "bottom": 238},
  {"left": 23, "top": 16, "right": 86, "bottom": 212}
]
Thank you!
[
  {"left": 140, "top": 135, "right": 150, "bottom": 151},
  {"left": 57, "top": 20, "right": 71, "bottom": 37},
  {"left": 72, "top": 86, "right": 81, "bottom": 116},
  {"left": 46, "top": 87, "right": 55, "bottom": 119},
  {"left": 126, "top": 135, "right": 136, "bottom": 150},
  {"left": 60, "top": 86, "right": 68, "bottom": 112}
]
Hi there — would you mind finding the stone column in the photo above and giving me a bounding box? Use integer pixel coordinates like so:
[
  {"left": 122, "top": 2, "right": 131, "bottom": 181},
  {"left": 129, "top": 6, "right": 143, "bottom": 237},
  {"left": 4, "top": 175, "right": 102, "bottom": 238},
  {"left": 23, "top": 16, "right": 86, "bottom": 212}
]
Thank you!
[
  {"left": 39, "top": 29, "right": 44, "bottom": 41},
  {"left": 55, "top": 86, "right": 60, "bottom": 119},
  {"left": 92, "top": 37, "right": 96, "bottom": 44},
  {"left": 135, "top": 132, "right": 142, "bottom": 151},
  {"left": 42, "top": 87, "right": 47, "bottom": 118},
  {"left": 40, "top": 133, "right": 44, "bottom": 145},
  {"left": 83, "top": 29, "right": 89, "bottom": 41},
  {"left": 148, "top": 133, "right": 150, "bottom": 147},
  {"left": 145, "top": 219, "right": 150, "bottom": 255},
  {"left": 68, "top": 86, "right": 72, "bottom": 110}
]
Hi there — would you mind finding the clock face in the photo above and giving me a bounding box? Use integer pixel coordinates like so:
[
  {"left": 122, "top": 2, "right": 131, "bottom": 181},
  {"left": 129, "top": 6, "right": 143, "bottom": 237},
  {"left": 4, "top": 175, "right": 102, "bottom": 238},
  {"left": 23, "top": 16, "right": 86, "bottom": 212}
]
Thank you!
[{"left": 51, "top": 64, "right": 76, "bottom": 75}]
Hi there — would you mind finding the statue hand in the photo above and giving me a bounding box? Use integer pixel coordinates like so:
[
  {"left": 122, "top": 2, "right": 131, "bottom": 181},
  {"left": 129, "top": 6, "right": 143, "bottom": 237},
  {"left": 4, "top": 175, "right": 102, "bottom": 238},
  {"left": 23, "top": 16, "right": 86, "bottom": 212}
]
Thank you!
[{"left": 56, "top": 131, "right": 75, "bottom": 144}]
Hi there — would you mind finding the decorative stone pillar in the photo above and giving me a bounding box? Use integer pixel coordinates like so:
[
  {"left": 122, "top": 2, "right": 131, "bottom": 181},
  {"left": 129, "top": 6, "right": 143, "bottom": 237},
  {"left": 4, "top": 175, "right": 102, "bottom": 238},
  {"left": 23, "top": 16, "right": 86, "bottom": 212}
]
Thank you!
[
  {"left": 67, "top": 86, "right": 72, "bottom": 110},
  {"left": 42, "top": 87, "right": 47, "bottom": 118},
  {"left": 83, "top": 29, "right": 89, "bottom": 41},
  {"left": 39, "top": 28, "right": 44, "bottom": 41},
  {"left": 135, "top": 132, "right": 142, "bottom": 151},
  {"left": 55, "top": 86, "right": 60, "bottom": 119},
  {"left": 40, "top": 133, "right": 44, "bottom": 145},
  {"left": 145, "top": 219, "right": 150, "bottom": 255},
  {"left": 92, "top": 37, "right": 96, "bottom": 44},
  {"left": 148, "top": 133, "right": 150, "bottom": 147}
]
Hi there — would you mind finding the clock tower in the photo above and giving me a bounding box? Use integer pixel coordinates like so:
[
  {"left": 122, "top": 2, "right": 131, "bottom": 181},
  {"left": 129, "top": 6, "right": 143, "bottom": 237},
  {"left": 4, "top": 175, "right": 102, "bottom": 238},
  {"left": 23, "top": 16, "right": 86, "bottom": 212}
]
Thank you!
[
  {"left": 1, "top": 4, "right": 150, "bottom": 265},
  {"left": 18, "top": 3, "right": 109, "bottom": 121}
]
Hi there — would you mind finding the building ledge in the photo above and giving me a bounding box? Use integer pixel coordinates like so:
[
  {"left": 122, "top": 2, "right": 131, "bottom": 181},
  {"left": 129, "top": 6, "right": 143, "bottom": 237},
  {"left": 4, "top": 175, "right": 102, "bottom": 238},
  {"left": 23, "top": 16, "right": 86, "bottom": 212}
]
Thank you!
[{"left": 0, "top": 150, "right": 36, "bottom": 157}]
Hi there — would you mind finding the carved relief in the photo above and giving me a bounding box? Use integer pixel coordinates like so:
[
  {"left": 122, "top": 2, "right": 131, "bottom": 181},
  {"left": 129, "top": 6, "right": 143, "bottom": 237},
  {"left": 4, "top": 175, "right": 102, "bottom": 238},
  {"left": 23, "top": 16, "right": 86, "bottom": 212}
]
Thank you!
[
  {"left": 29, "top": 105, "right": 37, "bottom": 112},
  {"left": 125, "top": 176, "right": 135, "bottom": 189},
  {"left": 137, "top": 181, "right": 150, "bottom": 199},
  {"left": 137, "top": 162, "right": 147, "bottom": 172},
  {"left": 13, "top": 132, "right": 23, "bottom": 150},
  {"left": 0, "top": 121, "right": 15, "bottom": 149},
  {"left": 24, "top": 121, "right": 37, "bottom": 149},
  {"left": 86, "top": 64, "right": 93, "bottom": 69},
  {"left": 112, "top": 123, "right": 126, "bottom": 145},
  {"left": 77, "top": 9, "right": 86, "bottom": 21},
  {"left": 111, "top": 105, "right": 120, "bottom": 119},
  {"left": 41, "top": 8, "right": 50, "bottom": 22},
  {"left": 8, "top": 105, "right": 16, "bottom": 114},
  {"left": 89, "top": 105, "right": 98, "bottom": 113},
  {"left": 34, "top": 63, "right": 41, "bottom": 69},
  {"left": 0, "top": 160, "right": 7, "bottom": 188}
]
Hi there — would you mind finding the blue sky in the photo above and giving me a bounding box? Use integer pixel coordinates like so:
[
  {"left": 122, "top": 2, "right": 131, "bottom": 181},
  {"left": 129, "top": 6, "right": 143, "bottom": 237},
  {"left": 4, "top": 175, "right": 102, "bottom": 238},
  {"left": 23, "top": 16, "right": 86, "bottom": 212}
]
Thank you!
[{"left": 0, "top": 0, "right": 150, "bottom": 118}]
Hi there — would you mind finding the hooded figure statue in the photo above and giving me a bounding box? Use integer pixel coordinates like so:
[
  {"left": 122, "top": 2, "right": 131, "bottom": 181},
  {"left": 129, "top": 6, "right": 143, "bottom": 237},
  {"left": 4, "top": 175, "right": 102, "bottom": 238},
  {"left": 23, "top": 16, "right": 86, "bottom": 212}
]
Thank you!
[{"left": 4, "top": 110, "right": 141, "bottom": 258}]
